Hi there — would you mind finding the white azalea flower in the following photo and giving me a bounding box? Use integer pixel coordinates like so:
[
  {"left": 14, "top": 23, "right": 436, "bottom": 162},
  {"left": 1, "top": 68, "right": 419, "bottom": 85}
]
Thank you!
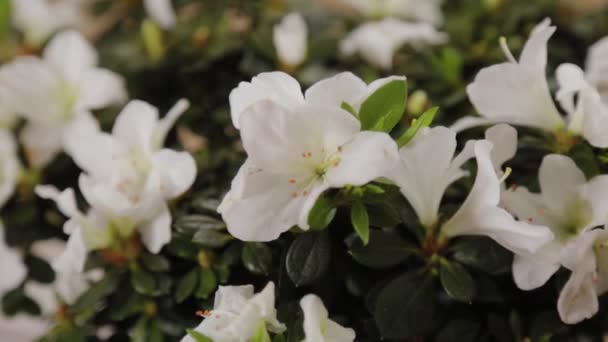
[
  {"left": 221, "top": 76, "right": 400, "bottom": 241},
  {"left": 300, "top": 294, "right": 355, "bottom": 342},
  {"left": 11, "top": 0, "right": 87, "bottom": 47},
  {"left": 0, "top": 130, "right": 21, "bottom": 208},
  {"left": 501, "top": 154, "right": 608, "bottom": 323},
  {"left": 462, "top": 19, "right": 564, "bottom": 132},
  {"left": 35, "top": 100, "right": 196, "bottom": 271},
  {"left": 0, "top": 30, "right": 127, "bottom": 168},
  {"left": 585, "top": 35, "right": 608, "bottom": 103},
  {"left": 344, "top": 0, "right": 444, "bottom": 26},
  {"left": 273, "top": 13, "right": 308, "bottom": 69},
  {"left": 181, "top": 282, "right": 285, "bottom": 342},
  {"left": 461, "top": 19, "right": 608, "bottom": 150},
  {"left": 340, "top": 18, "right": 447, "bottom": 70},
  {"left": 144, "top": 0, "right": 177, "bottom": 29},
  {"left": 0, "top": 222, "right": 26, "bottom": 297},
  {"left": 390, "top": 124, "right": 552, "bottom": 255},
  {"left": 228, "top": 71, "right": 404, "bottom": 129}
]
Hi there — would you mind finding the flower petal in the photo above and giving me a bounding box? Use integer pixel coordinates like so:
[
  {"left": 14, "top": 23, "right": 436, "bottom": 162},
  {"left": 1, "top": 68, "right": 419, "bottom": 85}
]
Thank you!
[
  {"left": 389, "top": 126, "right": 462, "bottom": 227},
  {"left": 512, "top": 241, "right": 562, "bottom": 290},
  {"left": 20, "top": 121, "right": 64, "bottom": 168},
  {"left": 304, "top": 72, "right": 367, "bottom": 109},
  {"left": 112, "top": 100, "right": 159, "bottom": 153},
  {"left": 443, "top": 141, "right": 553, "bottom": 255},
  {"left": 77, "top": 68, "right": 127, "bottom": 111},
  {"left": 273, "top": 13, "right": 308, "bottom": 67},
  {"left": 558, "top": 269, "right": 599, "bottom": 324},
  {"left": 538, "top": 154, "right": 586, "bottom": 214},
  {"left": 326, "top": 131, "right": 399, "bottom": 188},
  {"left": 301, "top": 294, "right": 355, "bottom": 342},
  {"left": 138, "top": 203, "right": 171, "bottom": 253},
  {"left": 35, "top": 185, "right": 80, "bottom": 218},
  {"left": 144, "top": 0, "right": 177, "bottom": 29},
  {"left": 229, "top": 72, "right": 304, "bottom": 129},
  {"left": 52, "top": 228, "right": 88, "bottom": 273},
  {"left": 0, "top": 224, "right": 26, "bottom": 296},
  {"left": 484, "top": 124, "right": 517, "bottom": 173},
  {"left": 43, "top": 30, "right": 97, "bottom": 84},
  {"left": 153, "top": 149, "right": 197, "bottom": 199}
]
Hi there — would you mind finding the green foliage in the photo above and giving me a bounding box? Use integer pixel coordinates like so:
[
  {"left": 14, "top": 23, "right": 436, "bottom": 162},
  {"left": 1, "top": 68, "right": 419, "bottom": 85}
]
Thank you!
[
  {"left": 285, "top": 231, "right": 331, "bottom": 287},
  {"left": 350, "top": 201, "right": 370, "bottom": 245},
  {"left": 439, "top": 259, "right": 475, "bottom": 302},
  {"left": 358, "top": 80, "right": 407, "bottom": 132}
]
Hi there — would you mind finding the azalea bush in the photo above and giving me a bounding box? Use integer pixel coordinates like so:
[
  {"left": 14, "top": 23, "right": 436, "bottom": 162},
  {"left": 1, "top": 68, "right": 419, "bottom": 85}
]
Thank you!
[{"left": 3, "top": 0, "right": 608, "bottom": 341}]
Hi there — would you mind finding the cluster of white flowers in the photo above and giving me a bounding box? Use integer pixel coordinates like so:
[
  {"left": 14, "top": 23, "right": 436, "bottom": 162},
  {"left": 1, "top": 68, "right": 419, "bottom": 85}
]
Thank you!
[
  {"left": 271, "top": 1, "right": 447, "bottom": 71},
  {"left": 0, "top": 0, "right": 189, "bottom": 330},
  {"left": 10, "top": 0, "right": 178, "bottom": 48},
  {"left": 182, "top": 282, "right": 355, "bottom": 342}
]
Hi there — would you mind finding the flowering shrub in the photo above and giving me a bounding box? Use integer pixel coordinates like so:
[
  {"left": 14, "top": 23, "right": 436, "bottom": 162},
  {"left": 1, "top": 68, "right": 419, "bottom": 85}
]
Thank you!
[{"left": 2, "top": 0, "right": 608, "bottom": 341}]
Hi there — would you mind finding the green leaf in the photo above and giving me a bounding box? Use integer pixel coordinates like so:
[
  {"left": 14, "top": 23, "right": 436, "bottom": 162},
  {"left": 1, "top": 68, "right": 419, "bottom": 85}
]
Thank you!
[
  {"left": 396, "top": 107, "right": 438, "bottom": 147},
  {"left": 374, "top": 271, "right": 435, "bottom": 339},
  {"left": 195, "top": 268, "right": 217, "bottom": 299},
  {"left": 251, "top": 322, "right": 272, "bottom": 342},
  {"left": 434, "top": 319, "right": 480, "bottom": 342},
  {"left": 451, "top": 237, "right": 512, "bottom": 275},
  {"left": 307, "top": 194, "right": 336, "bottom": 230},
  {"left": 0, "top": 0, "right": 9, "bottom": 39},
  {"left": 568, "top": 142, "right": 599, "bottom": 179},
  {"left": 350, "top": 201, "right": 370, "bottom": 245},
  {"left": 359, "top": 79, "right": 407, "bottom": 132},
  {"left": 70, "top": 273, "right": 119, "bottom": 315},
  {"left": 174, "top": 214, "right": 226, "bottom": 233},
  {"left": 131, "top": 268, "right": 157, "bottom": 296},
  {"left": 192, "top": 229, "right": 234, "bottom": 248},
  {"left": 241, "top": 242, "right": 273, "bottom": 275},
  {"left": 175, "top": 269, "right": 198, "bottom": 303},
  {"left": 341, "top": 101, "right": 357, "bottom": 116},
  {"left": 286, "top": 231, "right": 331, "bottom": 286},
  {"left": 25, "top": 255, "right": 55, "bottom": 283},
  {"left": 439, "top": 260, "right": 475, "bottom": 302},
  {"left": 346, "top": 230, "right": 417, "bottom": 269},
  {"left": 187, "top": 329, "right": 214, "bottom": 342},
  {"left": 140, "top": 253, "right": 170, "bottom": 272}
]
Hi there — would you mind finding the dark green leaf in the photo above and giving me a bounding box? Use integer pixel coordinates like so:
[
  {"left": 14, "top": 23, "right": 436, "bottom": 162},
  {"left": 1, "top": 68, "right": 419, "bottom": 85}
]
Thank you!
[
  {"left": 70, "top": 273, "right": 119, "bottom": 315},
  {"left": 374, "top": 271, "right": 435, "bottom": 339},
  {"left": 241, "top": 242, "right": 273, "bottom": 275},
  {"left": 434, "top": 319, "right": 479, "bottom": 342},
  {"left": 396, "top": 107, "right": 438, "bottom": 147},
  {"left": 346, "top": 230, "right": 417, "bottom": 269},
  {"left": 131, "top": 268, "right": 157, "bottom": 296},
  {"left": 192, "top": 229, "right": 234, "bottom": 248},
  {"left": 451, "top": 237, "right": 512, "bottom": 275},
  {"left": 140, "top": 253, "right": 170, "bottom": 272},
  {"left": 174, "top": 214, "right": 226, "bottom": 233},
  {"left": 195, "top": 268, "right": 217, "bottom": 299},
  {"left": 25, "top": 255, "right": 55, "bottom": 284},
  {"left": 307, "top": 194, "right": 336, "bottom": 230},
  {"left": 359, "top": 80, "right": 407, "bottom": 132},
  {"left": 175, "top": 269, "right": 199, "bottom": 303},
  {"left": 108, "top": 291, "right": 144, "bottom": 321},
  {"left": 439, "top": 260, "right": 475, "bottom": 302},
  {"left": 286, "top": 231, "right": 331, "bottom": 286}
]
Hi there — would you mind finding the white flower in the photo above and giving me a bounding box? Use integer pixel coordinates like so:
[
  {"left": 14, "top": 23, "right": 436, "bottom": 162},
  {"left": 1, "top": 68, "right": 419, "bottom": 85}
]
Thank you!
[
  {"left": 461, "top": 19, "right": 608, "bottom": 149},
  {"left": 228, "top": 71, "right": 404, "bottom": 129},
  {"left": 501, "top": 154, "right": 608, "bottom": 323},
  {"left": 462, "top": 19, "right": 564, "bottom": 132},
  {"left": 0, "top": 222, "right": 26, "bottom": 297},
  {"left": 389, "top": 124, "right": 553, "bottom": 255},
  {"left": 220, "top": 72, "right": 400, "bottom": 241},
  {"left": 35, "top": 99, "right": 196, "bottom": 271},
  {"left": 340, "top": 18, "right": 447, "bottom": 70},
  {"left": 585, "top": 35, "right": 608, "bottom": 103},
  {"left": 0, "top": 130, "right": 21, "bottom": 209},
  {"left": 11, "top": 0, "right": 87, "bottom": 47},
  {"left": 143, "top": 0, "right": 177, "bottom": 29},
  {"left": 0, "top": 30, "right": 127, "bottom": 168},
  {"left": 300, "top": 294, "right": 355, "bottom": 342},
  {"left": 344, "top": 0, "right": 444, "bottom": 26},
  {"left": 181, "top": 282, "right": 285, "bottom": 342},
  {"left": 273, "top": 13, "right": 308, "bottom": 69}
]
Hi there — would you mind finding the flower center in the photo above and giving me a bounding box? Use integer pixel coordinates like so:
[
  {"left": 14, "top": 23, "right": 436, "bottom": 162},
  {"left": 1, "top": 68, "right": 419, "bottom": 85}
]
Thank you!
[{"left": 55, "top": 82, "right": 79, "bottom": 120}]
